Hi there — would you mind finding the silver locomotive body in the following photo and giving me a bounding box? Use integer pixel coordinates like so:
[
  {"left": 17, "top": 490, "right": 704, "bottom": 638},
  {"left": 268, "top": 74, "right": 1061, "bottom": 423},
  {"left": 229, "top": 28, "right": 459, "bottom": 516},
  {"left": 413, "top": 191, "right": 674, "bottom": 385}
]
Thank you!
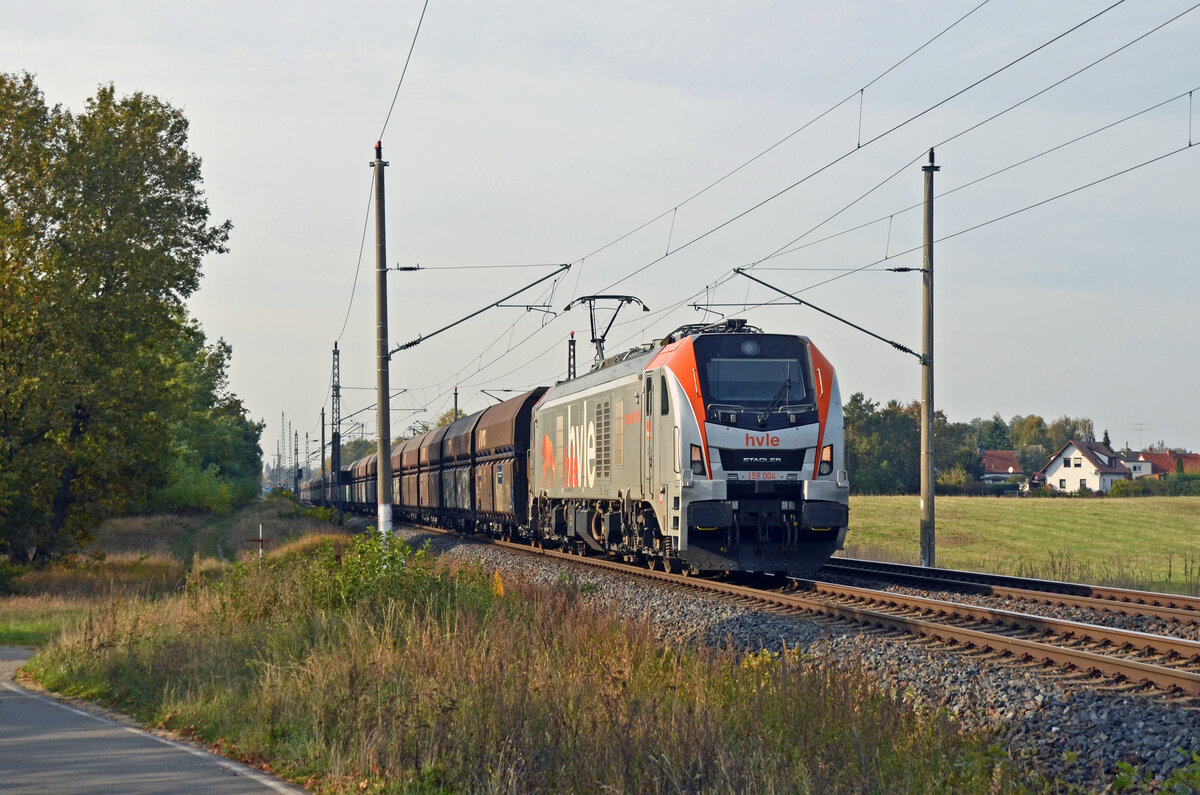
[{"left": 530, "top": 322, "right": 848, "bottom": 575}]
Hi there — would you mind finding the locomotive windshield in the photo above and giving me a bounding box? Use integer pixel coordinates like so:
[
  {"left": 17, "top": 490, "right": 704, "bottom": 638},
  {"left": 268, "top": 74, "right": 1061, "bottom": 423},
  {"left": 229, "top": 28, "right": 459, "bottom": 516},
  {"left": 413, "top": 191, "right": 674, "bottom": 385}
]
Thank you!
[{"left": 694, "top": 334, "right": 812, "bottom": 410}]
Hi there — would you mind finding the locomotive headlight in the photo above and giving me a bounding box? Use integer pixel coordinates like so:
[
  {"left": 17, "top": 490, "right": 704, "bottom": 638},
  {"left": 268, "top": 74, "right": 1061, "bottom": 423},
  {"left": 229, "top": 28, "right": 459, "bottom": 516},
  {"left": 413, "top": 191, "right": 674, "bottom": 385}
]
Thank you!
[
  {"left": 740, "top": 340, "right": 761, "bottom": 356},
  {"left": 818, "top": 444, "right": 834, "bottom": 475},
  {"left": 690, "top": 444, "right": 706, "bottom": 476}
]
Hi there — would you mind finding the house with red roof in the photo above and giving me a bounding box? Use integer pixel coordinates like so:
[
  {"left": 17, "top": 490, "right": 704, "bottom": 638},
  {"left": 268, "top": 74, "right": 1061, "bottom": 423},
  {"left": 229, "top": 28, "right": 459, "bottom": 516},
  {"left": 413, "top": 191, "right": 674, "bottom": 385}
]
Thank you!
[
  {"left": 980, "top": 450, "right": 1023, "bottom": 484},
  {"left": 1038, "top": 440, "right": 1131, "bottom": 494},
  {"left": 1137, "top": 452, "right": 1200, "bottom": 479}
]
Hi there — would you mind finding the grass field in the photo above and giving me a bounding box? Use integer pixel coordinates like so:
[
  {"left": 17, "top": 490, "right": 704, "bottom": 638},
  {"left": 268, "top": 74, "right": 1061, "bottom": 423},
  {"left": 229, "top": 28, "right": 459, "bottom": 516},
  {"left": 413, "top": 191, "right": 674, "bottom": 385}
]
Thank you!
[
  {"left": 0, "top": 498, "right": 334, "bottom": 646},
  {"left": 9, "top": 494, "right": 1200, "bottom": 791},
  {"left": 842, "top": 495, "right": 1200, "bottom": 593},
  {"left": 24, "top": 531, "right": 1026, "bottom": 793}
]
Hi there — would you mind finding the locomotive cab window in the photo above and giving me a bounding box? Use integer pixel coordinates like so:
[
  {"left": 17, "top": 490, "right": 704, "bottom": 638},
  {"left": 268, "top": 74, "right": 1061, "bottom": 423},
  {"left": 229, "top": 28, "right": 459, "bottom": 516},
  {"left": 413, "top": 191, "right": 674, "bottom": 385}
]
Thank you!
[
  {"left": 694, "top": 334, "right": 813, "bottom": 410},
  {"left": 660, "top": 375, "right": 669, "bottom": 415}
]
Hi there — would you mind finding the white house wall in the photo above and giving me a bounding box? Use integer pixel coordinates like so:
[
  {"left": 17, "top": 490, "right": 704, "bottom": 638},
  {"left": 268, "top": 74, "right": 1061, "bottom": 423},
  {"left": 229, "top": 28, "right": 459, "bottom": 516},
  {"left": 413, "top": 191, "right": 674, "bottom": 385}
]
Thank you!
[
  {"left": 1044, "top": 443, "right": 1128, "bottom": 493},
  {"left": 1125, "top": 460, "right": 1154, "bottom": 479}
]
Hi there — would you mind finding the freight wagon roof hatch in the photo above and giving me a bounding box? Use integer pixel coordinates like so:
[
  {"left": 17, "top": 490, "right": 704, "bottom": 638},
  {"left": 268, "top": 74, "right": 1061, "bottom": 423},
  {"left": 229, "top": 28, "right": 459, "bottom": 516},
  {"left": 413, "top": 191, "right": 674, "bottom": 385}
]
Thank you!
[
  {"left": 476, "top": 387, "right": 548, "bottom": 456},
  {"left": 418, "top": 425, "right": 451, "bottom": 466}
]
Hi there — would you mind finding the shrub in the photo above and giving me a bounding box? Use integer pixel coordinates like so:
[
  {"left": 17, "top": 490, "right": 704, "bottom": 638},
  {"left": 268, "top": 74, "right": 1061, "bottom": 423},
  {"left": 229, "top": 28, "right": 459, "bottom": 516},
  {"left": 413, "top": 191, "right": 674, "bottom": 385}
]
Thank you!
[{"left": 1110, "top": 474, "right": 1200, "bottom": 497}]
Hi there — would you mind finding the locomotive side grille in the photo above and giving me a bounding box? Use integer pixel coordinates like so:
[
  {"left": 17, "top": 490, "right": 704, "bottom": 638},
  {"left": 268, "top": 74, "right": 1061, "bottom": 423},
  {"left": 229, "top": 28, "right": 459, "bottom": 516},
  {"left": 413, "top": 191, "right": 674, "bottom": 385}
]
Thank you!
[
  {"left": 595, "top": 400, "right": 611, "bottom": 479},
  {"left": 613, "top": 398, "right": 624, "bottom": 468}
]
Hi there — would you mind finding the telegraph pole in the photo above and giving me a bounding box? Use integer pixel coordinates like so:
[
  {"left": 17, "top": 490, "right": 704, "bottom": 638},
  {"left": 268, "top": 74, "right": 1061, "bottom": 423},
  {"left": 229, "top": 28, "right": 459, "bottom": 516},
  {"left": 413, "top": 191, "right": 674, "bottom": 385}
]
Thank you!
[
  {"left": 293, "top": 430, "right": 300, "bottom": 495},
  {"left": 320, "top": 407, "right": 326, "bottom": 507},
  {"left": 372, "top": 141, "right": 394, "bottom": 538},
  {"left": 331, "top": 343, "right": 342, "bottom": 517},
  {"left": 920, "top": 148, "right": 939, "bottom": 568},
  {"left": 279, "top": 413, "right": 285, "bottom": 488}
]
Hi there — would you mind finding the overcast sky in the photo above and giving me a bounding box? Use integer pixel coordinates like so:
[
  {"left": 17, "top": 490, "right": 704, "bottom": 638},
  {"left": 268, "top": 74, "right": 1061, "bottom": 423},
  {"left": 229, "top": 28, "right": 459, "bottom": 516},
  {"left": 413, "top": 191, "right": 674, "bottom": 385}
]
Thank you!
[{"left": 4, "top": 0, "right": 1198, "bottom": 468}]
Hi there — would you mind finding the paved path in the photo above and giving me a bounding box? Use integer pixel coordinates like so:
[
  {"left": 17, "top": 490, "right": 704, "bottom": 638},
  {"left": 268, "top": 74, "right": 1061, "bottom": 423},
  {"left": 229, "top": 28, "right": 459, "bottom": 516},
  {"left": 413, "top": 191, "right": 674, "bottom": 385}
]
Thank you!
[{"left": 0, "top": 647, "right": 306, "bottom": 794}]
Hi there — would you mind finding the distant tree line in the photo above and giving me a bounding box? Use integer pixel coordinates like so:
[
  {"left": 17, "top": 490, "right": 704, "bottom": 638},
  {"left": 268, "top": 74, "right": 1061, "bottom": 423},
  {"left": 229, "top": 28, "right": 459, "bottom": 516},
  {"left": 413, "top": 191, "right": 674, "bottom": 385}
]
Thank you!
[
  {"left": 1, "top": 73, "right": 262, "bottom": 562},
  {"left": 845, "top": 392, "right": 1099, "bottom": 495}
]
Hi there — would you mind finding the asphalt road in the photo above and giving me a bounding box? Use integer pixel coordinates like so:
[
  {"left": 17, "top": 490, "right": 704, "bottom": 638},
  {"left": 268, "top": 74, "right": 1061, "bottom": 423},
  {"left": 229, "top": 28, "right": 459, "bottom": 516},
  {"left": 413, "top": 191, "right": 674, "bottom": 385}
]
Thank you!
[{"left": 0, "top": 646, "right": 306, "bottom": 794}]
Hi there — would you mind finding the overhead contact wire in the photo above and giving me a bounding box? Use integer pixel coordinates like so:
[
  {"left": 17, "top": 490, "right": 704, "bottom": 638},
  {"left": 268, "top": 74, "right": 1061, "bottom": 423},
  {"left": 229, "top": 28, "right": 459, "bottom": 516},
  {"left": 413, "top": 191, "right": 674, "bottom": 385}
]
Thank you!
[
  {"left": 397, "top": 0, "right": 1147, "bottom": 403},
  {"left": 378, "top": 0, "right": 432, "bottom": 142},
  {"left": 565, "top": 0, "right": 993, "bottom": 271},
  {"left": 392, "top": 3, "right": 996, "bottom": 398},
  {"left": 760, "top": 85, "right": 1200, "bottom": 267},
  {"left": 595, "top": 0, "right": 1129, "bottom": 294}
]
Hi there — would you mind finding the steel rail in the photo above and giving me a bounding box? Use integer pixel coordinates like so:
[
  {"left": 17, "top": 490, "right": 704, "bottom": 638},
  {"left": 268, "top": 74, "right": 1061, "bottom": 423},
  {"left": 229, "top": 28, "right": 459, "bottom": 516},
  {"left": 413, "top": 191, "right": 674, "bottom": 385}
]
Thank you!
[
  {"left": 793, "top": 578, "right": 1200, "bottom": 662},
  {"left": 823, "top": 559, "right": 1200, "bottom": 624},
  {"left": 489, "top": 539, "right": 1200, "bottom": 697},
  {"left": 827, "top": 558, "right": 1200, "bottom": 614}
]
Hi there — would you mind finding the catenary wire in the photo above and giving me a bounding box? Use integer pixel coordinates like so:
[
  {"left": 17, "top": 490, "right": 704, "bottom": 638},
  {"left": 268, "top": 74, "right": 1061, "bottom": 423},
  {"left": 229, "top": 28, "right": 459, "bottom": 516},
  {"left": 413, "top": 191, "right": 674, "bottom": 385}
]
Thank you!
[
  {"left": 378, "top": 0, "right": 432, "bottom": 142},
  {"left": 375, "top": 2, "right": 1003, "bottom": 412},
  {"left": 567, "top": 0, "right": 994, "bottom": 270},
  {"left": 596, "top": 3, "right": 1198, "bottom": 345},
  {"left": 736, "top": 142, "right": 1199, "bottom": 312},
  {"left": 592, "top": 0, "right": 1130, "bottom": 295},
  {"left": 757, "top": 85, "right": 1200, "bottom": 267},
  {"left": 604, "top": 127, "right": 1199, "bottom": 355},
  {"left": 371, "top": 0, "right": 1176, "bottom": 419}
]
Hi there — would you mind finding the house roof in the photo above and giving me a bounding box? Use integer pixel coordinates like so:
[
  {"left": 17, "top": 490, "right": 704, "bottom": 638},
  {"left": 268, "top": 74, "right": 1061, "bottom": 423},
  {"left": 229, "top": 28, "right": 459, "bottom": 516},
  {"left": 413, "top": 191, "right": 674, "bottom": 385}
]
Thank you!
[
  {"left": 1038, "top": 440, "right": 1131, "bottom": 476},
  {"left": 1138, "top": 452, "right": 1200, "bottom": 475},
  {"left": 981, "top": 450, "right": 1023, "bottom": 476}
]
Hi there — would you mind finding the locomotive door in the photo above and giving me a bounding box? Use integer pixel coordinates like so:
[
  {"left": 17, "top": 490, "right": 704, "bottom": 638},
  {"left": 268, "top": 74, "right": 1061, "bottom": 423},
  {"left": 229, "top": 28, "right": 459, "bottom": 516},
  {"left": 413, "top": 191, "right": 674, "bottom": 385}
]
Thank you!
[
  {"left": 644, "top": 368, "right": 677, "bottom": 529},
  {"left": 642, "top": 374, "right": 654, "bottom": 498}
]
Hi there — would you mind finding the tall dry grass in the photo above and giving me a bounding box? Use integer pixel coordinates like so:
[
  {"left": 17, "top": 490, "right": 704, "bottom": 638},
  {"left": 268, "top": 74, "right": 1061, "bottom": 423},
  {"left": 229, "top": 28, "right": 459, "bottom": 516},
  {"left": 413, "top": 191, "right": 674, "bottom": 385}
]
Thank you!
[
  {"left": 27, "top": 534, "right": 1024, "bottom": 793},
  {"left": 89, "top": 496, "right": 341, "bottom": 563}
]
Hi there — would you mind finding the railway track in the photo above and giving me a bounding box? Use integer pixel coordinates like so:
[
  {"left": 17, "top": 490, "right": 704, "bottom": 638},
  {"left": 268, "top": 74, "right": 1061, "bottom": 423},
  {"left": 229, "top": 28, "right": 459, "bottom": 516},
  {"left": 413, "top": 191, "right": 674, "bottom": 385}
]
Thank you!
[
  {"left": 824, "top": 557, "right": 1200, "bottom": 623},
  {"left": 465, "top": 533, "right": 1200, "bottom": 701}
]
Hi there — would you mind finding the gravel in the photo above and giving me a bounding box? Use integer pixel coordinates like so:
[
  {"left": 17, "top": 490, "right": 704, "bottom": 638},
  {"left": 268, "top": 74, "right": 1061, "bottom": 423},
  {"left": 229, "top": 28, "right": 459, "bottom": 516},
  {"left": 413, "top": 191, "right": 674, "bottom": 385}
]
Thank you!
[{"left": 390, "top": 526, "right": 1200, "bottom": 791}]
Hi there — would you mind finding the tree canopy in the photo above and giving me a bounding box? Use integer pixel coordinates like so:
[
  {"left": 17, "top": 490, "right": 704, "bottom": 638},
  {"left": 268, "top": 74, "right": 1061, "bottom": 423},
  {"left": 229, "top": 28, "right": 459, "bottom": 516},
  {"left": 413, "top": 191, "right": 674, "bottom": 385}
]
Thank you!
[
  {"left": 843, "top": 393, "right": 1106, "bottom": 495},
  {"left": 1, "top": 73, "right": 260, "bottom": 562}
]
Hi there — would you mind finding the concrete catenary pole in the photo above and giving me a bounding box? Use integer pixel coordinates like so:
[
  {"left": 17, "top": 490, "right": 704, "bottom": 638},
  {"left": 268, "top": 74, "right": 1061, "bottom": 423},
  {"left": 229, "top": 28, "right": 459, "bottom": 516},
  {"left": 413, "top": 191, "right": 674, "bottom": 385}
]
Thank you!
[
  {"left": 320, "top": 407, "right": 326, "bottom": 506},
  {"left": 331, "top": 343, "right": 342, "bottom": 517},
  {"left": 920, "top": 148, "right": 939, "bottom": 568},
  {"left": 373, "top": 141, "right": 393, "bottom": 538}
]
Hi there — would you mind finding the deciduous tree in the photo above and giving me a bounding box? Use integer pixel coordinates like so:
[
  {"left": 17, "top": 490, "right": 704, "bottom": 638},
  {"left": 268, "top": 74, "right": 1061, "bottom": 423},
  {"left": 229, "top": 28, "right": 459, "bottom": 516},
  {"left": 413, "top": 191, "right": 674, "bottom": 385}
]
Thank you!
[{"left": 1, "top": 73, "right": 241, "bottom": 561}]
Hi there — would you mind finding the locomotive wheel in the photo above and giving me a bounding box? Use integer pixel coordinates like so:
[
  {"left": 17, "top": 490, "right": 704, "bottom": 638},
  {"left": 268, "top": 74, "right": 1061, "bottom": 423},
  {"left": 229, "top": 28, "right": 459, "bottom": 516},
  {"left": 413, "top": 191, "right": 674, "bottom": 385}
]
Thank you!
[
  {"left": 644, "top": 556, "right": 658, "bottom": 571},
  {"left": 661, "top": 557, "right": 677, "bottom": 575}
]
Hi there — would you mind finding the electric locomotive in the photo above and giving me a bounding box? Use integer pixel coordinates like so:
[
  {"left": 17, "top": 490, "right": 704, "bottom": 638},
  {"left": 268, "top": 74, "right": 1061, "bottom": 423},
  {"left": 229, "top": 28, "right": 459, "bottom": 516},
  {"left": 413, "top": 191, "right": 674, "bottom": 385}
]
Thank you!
[
  {"left": 306, "top": 319, "right": 849, "bottom": 576},
  {"left": 529, "top": 319, "right": 848, "bottom": 575}
]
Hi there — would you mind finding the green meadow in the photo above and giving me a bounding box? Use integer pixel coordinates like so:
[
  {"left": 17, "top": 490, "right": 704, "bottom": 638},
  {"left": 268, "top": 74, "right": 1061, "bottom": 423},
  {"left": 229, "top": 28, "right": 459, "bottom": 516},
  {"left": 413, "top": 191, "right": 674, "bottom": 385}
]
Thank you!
[{"left": 842, "top": 495, "right": 1200, "bottom": 593}]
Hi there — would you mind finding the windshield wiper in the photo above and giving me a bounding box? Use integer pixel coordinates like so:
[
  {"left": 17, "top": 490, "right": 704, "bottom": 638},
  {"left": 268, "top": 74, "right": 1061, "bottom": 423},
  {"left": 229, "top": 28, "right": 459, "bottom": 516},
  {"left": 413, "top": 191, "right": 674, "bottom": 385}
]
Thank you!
[{"left": 766, "top": 377, "right": 791, "bottom": 412}]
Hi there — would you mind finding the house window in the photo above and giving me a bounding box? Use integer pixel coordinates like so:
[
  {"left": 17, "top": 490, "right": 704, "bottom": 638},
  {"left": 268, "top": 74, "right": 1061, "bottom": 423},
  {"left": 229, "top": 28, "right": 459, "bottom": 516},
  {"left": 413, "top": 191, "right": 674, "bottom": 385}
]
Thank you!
[
  {"left": 1059, "top": 479, "right": 1066, "bottom": 490},
  {"left": 1074, "top": 457, "right": 1082, "bottom": 468},
  {"left": 1080, "top": 479, "right": 1087, "bottom": 490}
]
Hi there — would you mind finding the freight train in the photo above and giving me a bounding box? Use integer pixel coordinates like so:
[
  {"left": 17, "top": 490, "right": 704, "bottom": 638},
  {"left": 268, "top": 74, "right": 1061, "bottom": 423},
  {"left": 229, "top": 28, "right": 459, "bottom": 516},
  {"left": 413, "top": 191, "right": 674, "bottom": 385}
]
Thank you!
[{"left": 301, "top": 320, "right": 849, "bottom": 575}]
